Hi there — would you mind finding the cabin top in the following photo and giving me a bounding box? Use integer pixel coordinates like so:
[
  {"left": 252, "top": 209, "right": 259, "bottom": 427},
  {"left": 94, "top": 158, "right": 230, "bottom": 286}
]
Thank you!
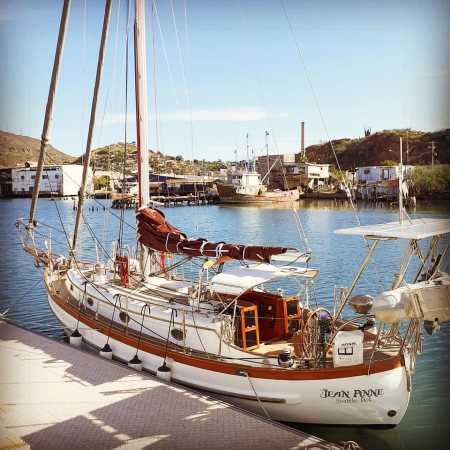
[
  {"left": 335, "top": 218, "right": 450, "bottom": 240},
  {"left": 209, "top": 263, "right": 319, "bottom": 296}
]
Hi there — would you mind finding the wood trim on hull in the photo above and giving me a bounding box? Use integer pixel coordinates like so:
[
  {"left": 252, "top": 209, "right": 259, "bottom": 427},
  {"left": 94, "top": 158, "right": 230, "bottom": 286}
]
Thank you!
[{"left": 45, "top": 271, "right": 404, "bottom": 381}]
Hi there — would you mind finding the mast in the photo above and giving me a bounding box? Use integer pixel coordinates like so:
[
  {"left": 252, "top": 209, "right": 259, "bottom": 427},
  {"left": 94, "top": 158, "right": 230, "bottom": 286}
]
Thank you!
[
  {"left": 246, "top": 133, "right": 249, "bottom": 170},
  {"left": 71, "top": 0, "right": 112, "bottom": 254},
  {"left": 399, "top": 136, "right": 403, "bottom": 224},
  {"left": 300, "top": 121, "right": 305, "bottom": 158},
  {"left": 265, "top": 131, "right": 270, "bottom": 184},
  {"left": 134, "top": 0, "right": 150, "bottom": 208},
  {"left": 28, "top": 0, "right": 71, "bottom": 226}
]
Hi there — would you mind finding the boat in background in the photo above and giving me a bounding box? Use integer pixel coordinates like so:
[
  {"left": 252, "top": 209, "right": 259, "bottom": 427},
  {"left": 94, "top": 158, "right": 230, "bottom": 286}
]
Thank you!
[
  {"left": 217, "top": 132, "right": 299, "bottom": 204},
  {"left": 217, "top": 168, "right": 299, "bottom": 204}
]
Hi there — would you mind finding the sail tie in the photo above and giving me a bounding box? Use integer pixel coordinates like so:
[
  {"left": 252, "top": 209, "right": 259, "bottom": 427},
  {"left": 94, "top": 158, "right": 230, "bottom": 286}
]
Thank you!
[
  {"left": 199, "top": 240, "right": 208, "bottom": 256},
  {"left": 242, "top": 245, "right": 247, "bottom": 262},
  {"left": 165, "top": 232, "right": 171, "bottom": 253},
  {"left": 216, "top": 242, "right": 224, "bottom": 258}
]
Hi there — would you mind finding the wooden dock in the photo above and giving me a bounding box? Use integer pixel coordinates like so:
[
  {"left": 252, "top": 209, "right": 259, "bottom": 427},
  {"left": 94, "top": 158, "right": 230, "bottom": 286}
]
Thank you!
[
  {"left": 111, "top": 194, "right": 218, "bottom": 209},
  {"left": 0, "top": 320, "right": 346, "bottom": 449}
]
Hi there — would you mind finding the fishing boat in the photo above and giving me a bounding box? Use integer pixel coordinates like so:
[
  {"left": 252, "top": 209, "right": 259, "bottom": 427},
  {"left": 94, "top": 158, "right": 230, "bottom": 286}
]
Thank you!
[
  {"left": 217, "top": 134, "right": 299, "bottom": 204},
  {"left": 16, "top": 0, "right": 450, "bottom": 426},
  {"left": 216, "top": 168, "right": 299, "bottom": 204}
]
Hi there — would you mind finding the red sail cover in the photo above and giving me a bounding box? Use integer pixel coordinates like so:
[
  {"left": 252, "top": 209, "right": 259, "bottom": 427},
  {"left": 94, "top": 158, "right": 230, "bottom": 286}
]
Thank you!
[{"left": 136, "top": 207, "right": 289, "bottom": 263}]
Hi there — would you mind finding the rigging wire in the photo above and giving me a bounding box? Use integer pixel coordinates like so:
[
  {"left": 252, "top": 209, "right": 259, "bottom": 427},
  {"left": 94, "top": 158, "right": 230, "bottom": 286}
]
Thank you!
[
  {"left": 150, "top": 0, "right": 161, "bottom": 153},
  {"left": 152, "top": 0, "right": 183, "bottom": 110},
  {"left": 280, "top": 0, "right": 360, "bottom": 226},
  {"left": 280, "top": 0, "right": 387, "bottom": 295},
  {"left": 169, "top": 0, "right": 195, "bottom": 159},
  {"left": 44, "top": 149, "right": 137, "bottom": 231},
  {"left": 97, "top": 0, "right": 122, "bottom": 145},
  {"left": 78, "top": 0, "right": 89, "bottom": 160},
  {"left": 235, "top": 1, "right": 310, "bottom": 254},
  {"left": 117, "top": 0, "right": 132, "bottom": 251}
]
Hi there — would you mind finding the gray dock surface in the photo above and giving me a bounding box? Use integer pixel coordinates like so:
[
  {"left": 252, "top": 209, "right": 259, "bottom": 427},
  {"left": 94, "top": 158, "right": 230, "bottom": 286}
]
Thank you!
[{"left": 0, "top": 320, "right": 343, "bottom": 449}]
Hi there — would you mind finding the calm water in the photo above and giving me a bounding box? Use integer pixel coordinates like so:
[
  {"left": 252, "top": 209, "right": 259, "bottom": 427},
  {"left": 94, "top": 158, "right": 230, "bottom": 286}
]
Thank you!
[{"left": 0, "top": 198, "right": 449, "bottom": 450}]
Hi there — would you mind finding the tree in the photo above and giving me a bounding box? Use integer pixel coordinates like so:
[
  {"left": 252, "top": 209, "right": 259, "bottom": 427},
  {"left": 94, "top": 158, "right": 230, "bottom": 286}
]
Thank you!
[
  {"left": 380, "top": 160, "right": 398, "bottom": 166},
  {"left": 412, "top": 165, "right": 450, "bottom": 196},
  {"left": 94, "top": 175, "right": 110, "bottom": 190}
]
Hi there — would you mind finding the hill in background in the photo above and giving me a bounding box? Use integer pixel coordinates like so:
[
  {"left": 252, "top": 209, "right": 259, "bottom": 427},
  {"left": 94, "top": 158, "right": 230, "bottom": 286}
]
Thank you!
[
  {"left": 75, "top": 142, "right": 226, "bottom": 175},
  {"left": 304, "top": 129, "right": 450, "bottom": 169},
  {"left": 2, "top": 128, "right": 449, "bottom": 173},
  {"left": 0, "top": 130, "right": 75, "bottom": 168}
]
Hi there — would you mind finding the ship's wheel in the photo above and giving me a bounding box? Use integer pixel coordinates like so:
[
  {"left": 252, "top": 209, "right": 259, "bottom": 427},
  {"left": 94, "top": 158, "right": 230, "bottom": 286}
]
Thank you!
[
  {"left": 301, "top": 311, "right": 321, "bottom": 360},
  {"left": 301, "top": 308, "right": 332, "bottom": 364}
]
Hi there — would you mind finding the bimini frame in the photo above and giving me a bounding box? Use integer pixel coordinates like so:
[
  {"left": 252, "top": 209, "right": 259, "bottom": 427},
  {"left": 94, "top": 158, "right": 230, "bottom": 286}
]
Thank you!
[{"left": 334, "top": 217, "right": 450, "bottom": 373}]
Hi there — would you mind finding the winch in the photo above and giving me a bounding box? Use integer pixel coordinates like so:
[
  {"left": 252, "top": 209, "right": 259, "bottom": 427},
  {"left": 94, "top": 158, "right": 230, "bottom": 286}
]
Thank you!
[{"left": 278, "top": 348, "right": 294, "bottom": 368}]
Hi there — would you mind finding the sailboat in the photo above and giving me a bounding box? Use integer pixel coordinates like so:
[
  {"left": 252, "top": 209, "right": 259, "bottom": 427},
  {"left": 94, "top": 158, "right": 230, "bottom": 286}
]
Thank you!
[{"left": 16, "top": 0, "right": 450, "bottom": 426}]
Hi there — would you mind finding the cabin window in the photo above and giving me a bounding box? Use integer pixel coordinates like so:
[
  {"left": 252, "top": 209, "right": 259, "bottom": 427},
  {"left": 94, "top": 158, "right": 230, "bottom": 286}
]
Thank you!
[
  {"left": 21, "top": 175, "right": 25, "bottom": 180},
  {"left": 364, "top": 169, "right": 370, "bottom": 174},
  {"left": 54, "top": 174, "right": 59, "bottom": 179},
  {"left": 43, "top": 175, "right": 48, "bottom": 179},
  {"left": 31, "top": 175, "right": 35, "bottom": 179},
  {"left": 87, "top": 297, "right": 94, "bottom": 307}
]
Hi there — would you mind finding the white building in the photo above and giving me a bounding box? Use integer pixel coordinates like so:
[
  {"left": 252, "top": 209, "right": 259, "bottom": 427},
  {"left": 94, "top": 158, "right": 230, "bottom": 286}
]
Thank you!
[
  {"left": 12, "top": 164, "right": 93, "bottom": 197},
  {"left": 356, "top": 165, "right": 414, "bottom": 184},
  {"left": 356, "top": 165, "right": 415, "bottom": 201},
  {"left": 304, "top": 163, "right": 330, "bottom": 180},
  {"left": 285, "top": 162, "right": 330, "bottom": 179}
]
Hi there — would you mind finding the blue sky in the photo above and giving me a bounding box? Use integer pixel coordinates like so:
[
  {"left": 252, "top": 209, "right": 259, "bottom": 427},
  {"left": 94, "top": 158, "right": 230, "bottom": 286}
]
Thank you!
[{"left": 0, "top": 0, "right": 449, "bottom": 161}]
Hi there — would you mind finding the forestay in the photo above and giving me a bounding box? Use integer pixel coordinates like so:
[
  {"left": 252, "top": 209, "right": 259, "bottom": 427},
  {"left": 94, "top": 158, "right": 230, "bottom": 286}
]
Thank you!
[
  {"left": 335, "top": 218, "right": 450, "bottom": 240},
  {"left": 209, "top": 263, "right": 319, "bottom": 296}
]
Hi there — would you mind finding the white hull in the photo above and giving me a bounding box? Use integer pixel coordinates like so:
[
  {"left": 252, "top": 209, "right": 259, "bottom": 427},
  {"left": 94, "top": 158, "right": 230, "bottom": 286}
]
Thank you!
[{"left": 49, "top": 293, "right": 410, "bottom": 425}]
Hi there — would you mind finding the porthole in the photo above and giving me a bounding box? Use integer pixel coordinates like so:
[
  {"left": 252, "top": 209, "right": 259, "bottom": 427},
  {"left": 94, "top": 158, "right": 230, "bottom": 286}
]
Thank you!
[
  {"left": 119, "top": 311, "right": 129, "bottom": 324},
  {"left": 87, "top": 297, "right": 94, "bottom": 307},
  {"left": 171, "top": 328, "right": 184, "bottom": 341}
]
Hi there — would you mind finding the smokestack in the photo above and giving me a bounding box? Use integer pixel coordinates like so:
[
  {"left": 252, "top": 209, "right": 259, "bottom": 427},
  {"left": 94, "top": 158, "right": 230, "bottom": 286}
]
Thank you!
[{"left": 300, "top": 121, "right": 305, "bottom": 156}]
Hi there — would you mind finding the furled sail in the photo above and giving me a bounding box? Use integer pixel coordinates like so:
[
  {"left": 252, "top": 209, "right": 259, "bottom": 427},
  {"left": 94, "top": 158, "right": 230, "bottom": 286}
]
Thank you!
[{"left": 136, "top": 207, "right": 291, "bottom": 263}]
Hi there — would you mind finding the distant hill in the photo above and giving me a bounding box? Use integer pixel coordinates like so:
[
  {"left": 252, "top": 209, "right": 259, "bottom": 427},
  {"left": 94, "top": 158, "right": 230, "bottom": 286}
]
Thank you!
[
  {"left": 0, "top": 130, "right": 75, "bottom": 168},
  {"left": 303, "top": 129, "right": 450, "bottom": 169},
  {"left": 3, "top": 128, "right": 447, "bottom": 173},
  {"left": 75, "top": 142, "right": 226, "bottom": 175}
]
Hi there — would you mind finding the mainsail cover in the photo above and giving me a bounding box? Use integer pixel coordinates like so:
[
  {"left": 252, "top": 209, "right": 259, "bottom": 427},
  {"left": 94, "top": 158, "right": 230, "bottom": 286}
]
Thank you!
[{"left": 136, "top": 207, "right": 290, "bottom": 263}]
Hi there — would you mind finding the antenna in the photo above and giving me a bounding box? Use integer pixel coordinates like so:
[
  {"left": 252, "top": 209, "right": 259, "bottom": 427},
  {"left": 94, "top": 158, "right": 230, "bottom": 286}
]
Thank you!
[
  {"left": 399, "top": 137, "right": 403, "bottom": 224},
  {"left": 246, "top": 132, "right": 249, "bottom": 165}
]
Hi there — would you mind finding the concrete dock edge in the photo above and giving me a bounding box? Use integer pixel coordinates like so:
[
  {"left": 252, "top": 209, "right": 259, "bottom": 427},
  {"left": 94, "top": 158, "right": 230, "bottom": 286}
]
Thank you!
[{"left": 0, "top": 320, "right": 346, "bottom": 449}]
